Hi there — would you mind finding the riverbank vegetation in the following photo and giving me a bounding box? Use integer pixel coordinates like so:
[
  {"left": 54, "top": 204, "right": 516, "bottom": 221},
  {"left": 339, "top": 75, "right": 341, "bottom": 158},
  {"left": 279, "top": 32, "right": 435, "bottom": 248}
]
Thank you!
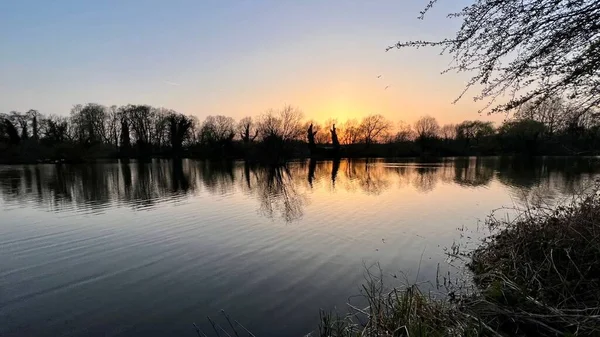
[
  {"left": 1, "top": 96, "right": 599, "bottom": 164},
  {"left": 312, "top": 188, "right": 600, "bottom": 336}
]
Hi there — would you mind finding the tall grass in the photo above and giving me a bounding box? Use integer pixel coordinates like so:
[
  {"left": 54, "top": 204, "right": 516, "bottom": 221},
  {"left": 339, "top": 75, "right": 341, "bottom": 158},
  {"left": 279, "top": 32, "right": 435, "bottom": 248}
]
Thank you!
[
  {"left": 468, "top": 186, "right": 600, "bottom": 336},
  {"left": 313, "top": 187, "right": 600, "bottom": 336}
]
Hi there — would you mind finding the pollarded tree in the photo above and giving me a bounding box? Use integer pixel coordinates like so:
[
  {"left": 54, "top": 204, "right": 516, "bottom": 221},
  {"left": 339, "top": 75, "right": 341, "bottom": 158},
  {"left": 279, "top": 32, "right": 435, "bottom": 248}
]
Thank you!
[
  {"left": 238, "top": 116, "right": 258, "bottom": 143},
  {"left": 390, "top": 0, "right": 600, "bottom": 114},
  {"left": 304, "top": 120, "right": 327, "bottom": 144}
]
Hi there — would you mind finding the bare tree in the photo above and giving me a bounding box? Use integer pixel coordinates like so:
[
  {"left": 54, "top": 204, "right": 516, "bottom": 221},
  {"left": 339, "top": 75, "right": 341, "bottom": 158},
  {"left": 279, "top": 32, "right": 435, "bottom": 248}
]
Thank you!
[
  {"left": 1, "top": 114, "right": 20, "bottom": 144},
  {"left": 359, "top": 114, "right": 392, "bottom": 145},
  {"left": 152, "top": 107, "right": 171, "bottom": 148},
  {"left": 200, "top": 115, "right": 236, "bottom": 143},
  {"left": 414, "top": 116, "right": 440, "bottom": 140},
  {"left": 456, "top": 120, "right": 495, "bottom": 145},
  {"left": 106, "top": 105, "right": 120, "bottom": 148},
  {"left": 394, "top": 120, "right": 416, "bottom": 142},
  {"left": 168, "top": 112, "right": 194, "bottom": 154},
  {"left": 9, "top": 111, "right": 29, "bottom": 140},
  {"left": 42, "top": 115, "right": 69, "bottom": 144},
  {"left": 279, "top": 105, "right": 304, "bottom": 141},
  {"left": 515, "top": 96, "right": 566, "bottom": 136},
  {"left": 27, "top": 109, "right": 40, "bottom": 141},
  {"left": 70, "top": 103, "right": 107, "bottom": 144},
  {"left": 126, "top": 105, "right": 155, "bottom": 148},
  {"left": 390, "top": 0, "right": 600, "bottom": 113},
  {"left": 440, "top": 123, "right": 457, "bottom": 141},
  {"left": 118, "top": 106, "right": 131, "bottom": 151},
  {"left": 257, "top": 105, "right": 303, "bottom": 141},
  {"left": 340, "top": 119, "right": 361, "bottom": 145}
]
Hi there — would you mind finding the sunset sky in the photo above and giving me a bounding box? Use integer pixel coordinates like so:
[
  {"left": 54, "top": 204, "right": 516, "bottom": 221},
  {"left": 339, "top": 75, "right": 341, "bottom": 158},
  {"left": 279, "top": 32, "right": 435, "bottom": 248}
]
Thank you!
[{"left": 0, "top": 0, "right": 507, "bottom": 126}]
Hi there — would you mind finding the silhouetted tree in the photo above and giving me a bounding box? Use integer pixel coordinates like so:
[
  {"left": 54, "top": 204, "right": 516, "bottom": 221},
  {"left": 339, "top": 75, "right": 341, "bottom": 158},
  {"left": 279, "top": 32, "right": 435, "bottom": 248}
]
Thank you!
[
  {"left": 440, "top": 124, "right": 456, "bottom": 141},
  {"left": 238, "top": 116, "right": 258, "bottom": 143},
  {"left": 106, "top": 105, "right": 120, "bottom": 149},
  {"left": 359, "top": 114, "right": 392, "bottom": 146},
  {"left": 456, "top": 120, "right": 495, "bottom": 146},
  {"left": 307, "top": 123, "right": 317, "bottom": 152},
  {"left": 394, "top": 121, "right": 415, "bottom": 142},
  {"left": 200, "top": 115, "right": 236, "bottom": 144},
  {"left": 42, "top": 115, "right": 69, "bottom": 144},
  {"left": 257, "top": 105, "right": 304, "bottom": 142},
  {"left": 168, "top": 113, "right": 193, "bottom": 155},
  {"left": 304, "top": 121, "right": 327, "bottom": 144},
  {"left": 119, "top": 108, "right": 131, "bottom": 152},
  {"left": 515, "top": 96, "right": 566, "bottom": 137},
  {"left": 28, "top": 109, "right": 39, "bottom": 141},
  {"left": 1, "top": 118, "right": 20, "bottom": 144},
  {"left": 70, "top": 103, "right": 107, "bottom": 145},
  {"left": 126, "top": 105, "right": 154, "bottom": 152},
  {"left": 341, "top": 119, "right": 361, "bottom": 145},
  {"left": 330, "top": 124, "right": 340, "bottom": 149},
  {"left": 9, "top": 111, "right": 29, "bottom": 140},
  {"left": 498, "top": 119, "right": 546, "bottom": 154},
  {"left": 390, "top": 0, "right": 600, "bottom": 113},
  {"left": 414, "top": 116, "right": 440, "bottom": 141}
]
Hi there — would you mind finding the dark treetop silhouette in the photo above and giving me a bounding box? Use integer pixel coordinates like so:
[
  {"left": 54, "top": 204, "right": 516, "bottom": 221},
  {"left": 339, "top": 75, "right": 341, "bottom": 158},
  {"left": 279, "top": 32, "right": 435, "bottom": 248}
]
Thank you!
[{"left": 2, "top": 96, "right": 600, "bottom": 164}]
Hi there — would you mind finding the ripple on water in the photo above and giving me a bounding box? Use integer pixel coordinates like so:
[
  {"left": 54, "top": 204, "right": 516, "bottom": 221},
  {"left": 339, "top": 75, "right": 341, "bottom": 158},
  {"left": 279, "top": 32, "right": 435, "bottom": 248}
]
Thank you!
[{"left": 1, "top": 157, "right": 600, "bottom": 337}]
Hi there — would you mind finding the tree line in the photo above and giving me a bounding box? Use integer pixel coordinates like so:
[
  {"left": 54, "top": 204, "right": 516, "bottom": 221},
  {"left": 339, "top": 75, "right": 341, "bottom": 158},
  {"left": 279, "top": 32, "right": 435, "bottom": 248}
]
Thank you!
[{"left": 1, "top": 97, "right": 598, "bottom": 163}]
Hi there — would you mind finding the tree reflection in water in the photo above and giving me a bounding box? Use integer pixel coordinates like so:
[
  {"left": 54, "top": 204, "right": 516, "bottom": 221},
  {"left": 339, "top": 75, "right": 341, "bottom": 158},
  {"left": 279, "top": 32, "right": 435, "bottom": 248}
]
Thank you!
[{"left": 0, "top": 157, "right": 598, "bottom": 221}]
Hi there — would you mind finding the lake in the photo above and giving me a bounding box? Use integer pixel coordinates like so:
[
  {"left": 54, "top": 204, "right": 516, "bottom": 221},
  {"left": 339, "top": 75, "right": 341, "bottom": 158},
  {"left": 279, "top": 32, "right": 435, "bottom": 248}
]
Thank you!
[{"left": 1, "top": 157, "right": 599, "bottom": 337}]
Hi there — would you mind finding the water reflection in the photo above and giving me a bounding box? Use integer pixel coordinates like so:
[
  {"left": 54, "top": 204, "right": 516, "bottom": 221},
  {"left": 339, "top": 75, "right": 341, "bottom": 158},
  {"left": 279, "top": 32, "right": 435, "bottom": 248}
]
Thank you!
[{"left": 1, "top": 157, "right": 599, "bottom": 221}]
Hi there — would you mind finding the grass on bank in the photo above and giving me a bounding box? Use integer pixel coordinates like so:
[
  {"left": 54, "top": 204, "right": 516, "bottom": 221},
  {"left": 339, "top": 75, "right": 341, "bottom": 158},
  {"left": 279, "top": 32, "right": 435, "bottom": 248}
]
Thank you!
[{"left": 312, "top": 187, "right": 600, "bottom": 337}]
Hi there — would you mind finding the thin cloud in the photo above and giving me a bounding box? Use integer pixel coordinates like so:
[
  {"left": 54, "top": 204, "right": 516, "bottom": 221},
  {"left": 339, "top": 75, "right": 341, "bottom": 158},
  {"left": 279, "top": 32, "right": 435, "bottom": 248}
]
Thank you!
[{"left": 164, "top": 81, "right": 181, "bottom": 86}]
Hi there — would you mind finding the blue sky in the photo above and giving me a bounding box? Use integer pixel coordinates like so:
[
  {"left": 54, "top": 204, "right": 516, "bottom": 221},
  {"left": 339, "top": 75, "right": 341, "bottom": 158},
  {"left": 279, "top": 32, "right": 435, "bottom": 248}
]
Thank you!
[{"left": 0, "top": 0, "right": 501, "bottom": 124}]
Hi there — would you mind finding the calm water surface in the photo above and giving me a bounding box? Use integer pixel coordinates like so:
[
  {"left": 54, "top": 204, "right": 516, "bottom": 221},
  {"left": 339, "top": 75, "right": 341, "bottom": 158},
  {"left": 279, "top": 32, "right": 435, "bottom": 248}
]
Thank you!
[{"left": 1, "top": 157, "right": 599, "bottom": 336}]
